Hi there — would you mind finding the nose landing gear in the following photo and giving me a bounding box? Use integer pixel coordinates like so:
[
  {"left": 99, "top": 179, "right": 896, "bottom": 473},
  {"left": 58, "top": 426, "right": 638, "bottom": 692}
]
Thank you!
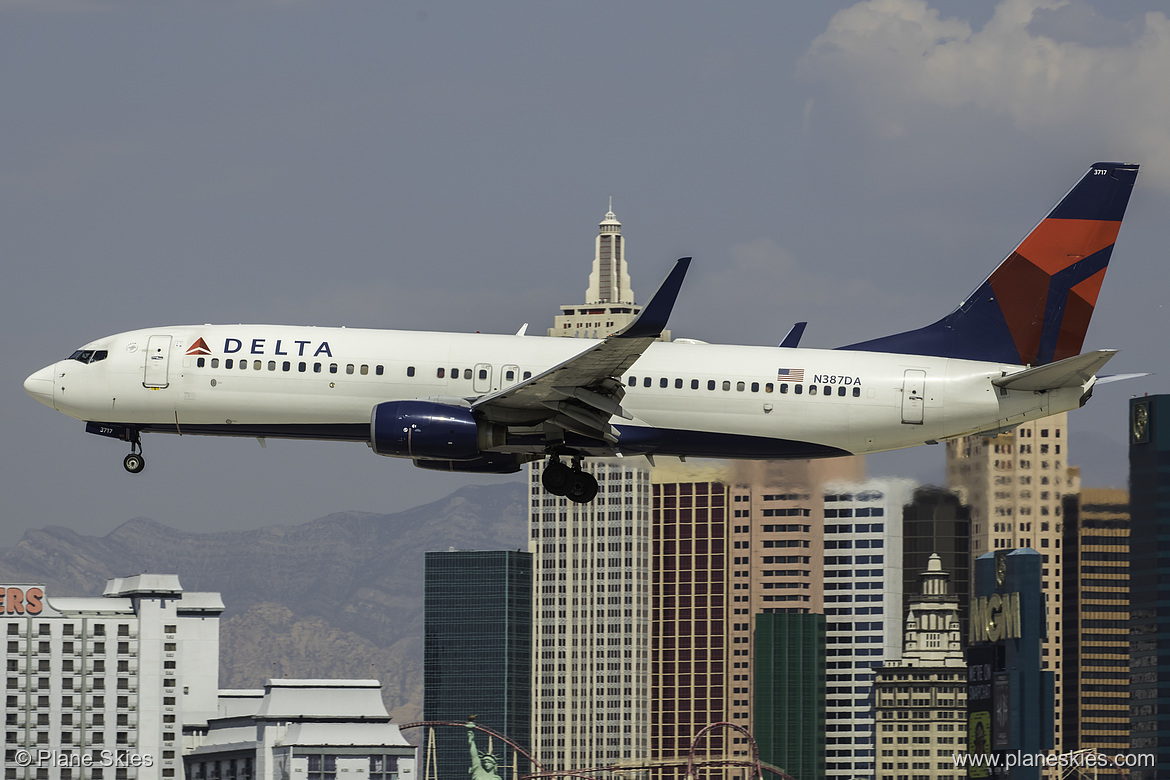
[
  {"left": 123, "top": 431, "right": 145, "bottom": 474},
  {"left": 540, "top": 455, "right": 599, "bottom": 503}
]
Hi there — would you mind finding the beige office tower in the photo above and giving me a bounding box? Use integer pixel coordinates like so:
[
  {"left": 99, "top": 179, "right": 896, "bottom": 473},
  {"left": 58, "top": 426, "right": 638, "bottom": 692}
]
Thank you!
[
  {"left": 1061, "top": 487, "right": 1130, "bottom": 754},
  {"left": 530, "top": 204, "right": 663, "bottom": 773},
  {"left": 529, "top": 459, "right": 654, "bottom": 773},
  {"left": 945, "top": 411, "right": 1078, "bottom": 754},
  {"left": 874, "top": 555, "right": 967, "bottom": 780},
  {"left": 549, "top": 205, "right": 669, "bottom": 342}
]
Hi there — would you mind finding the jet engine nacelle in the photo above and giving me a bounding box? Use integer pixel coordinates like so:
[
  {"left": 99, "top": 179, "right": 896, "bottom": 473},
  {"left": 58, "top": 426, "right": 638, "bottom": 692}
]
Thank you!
[{"left": 370, "top": 400, "right": 504, "bottom": 461}]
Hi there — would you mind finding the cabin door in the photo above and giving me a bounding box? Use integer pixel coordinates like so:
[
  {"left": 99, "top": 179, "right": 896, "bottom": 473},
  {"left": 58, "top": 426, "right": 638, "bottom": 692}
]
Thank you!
[
  {"left": 143, "top": 335, "right": 173, "bottom": 389},
  {"left": 901, "top": 369, "right": 925, "bottom": 425}
]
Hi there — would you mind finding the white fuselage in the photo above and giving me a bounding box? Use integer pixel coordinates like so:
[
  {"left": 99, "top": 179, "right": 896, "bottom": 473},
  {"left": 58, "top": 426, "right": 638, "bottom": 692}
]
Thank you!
[{"left": 25, "top": 324, "right": 1087, "bottom": 461}]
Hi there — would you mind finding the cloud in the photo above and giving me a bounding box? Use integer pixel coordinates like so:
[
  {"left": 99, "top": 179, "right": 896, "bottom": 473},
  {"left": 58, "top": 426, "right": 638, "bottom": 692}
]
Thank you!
[{"left": 800, "top": 0, "right": 1170, "bottom": 188}]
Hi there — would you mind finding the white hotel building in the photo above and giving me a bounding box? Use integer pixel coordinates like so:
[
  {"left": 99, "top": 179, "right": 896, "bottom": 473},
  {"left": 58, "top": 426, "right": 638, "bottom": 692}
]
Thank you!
[{"left": 3, "top": 574, "right": 222, "bottom": 780}]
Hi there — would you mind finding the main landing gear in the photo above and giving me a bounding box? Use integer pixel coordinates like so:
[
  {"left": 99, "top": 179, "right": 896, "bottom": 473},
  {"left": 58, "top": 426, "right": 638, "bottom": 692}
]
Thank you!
[
  {"left": 541, "top": 455, "right": 599, "bottom": 503},
  {"left": 123, "top": 431, "right": 145, "bottom": 474}
]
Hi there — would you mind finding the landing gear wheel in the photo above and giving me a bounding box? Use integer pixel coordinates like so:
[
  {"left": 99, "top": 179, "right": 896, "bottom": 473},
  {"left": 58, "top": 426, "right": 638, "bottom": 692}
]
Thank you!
[
  {"left": 542, "top": 459, "right": 574, "bottom": 496},
  {"left": 123, "top": 453, "right": 145, "bottom": 474},
  {"left": 566, "top": 470, "right": 599, "bottom": 504}
]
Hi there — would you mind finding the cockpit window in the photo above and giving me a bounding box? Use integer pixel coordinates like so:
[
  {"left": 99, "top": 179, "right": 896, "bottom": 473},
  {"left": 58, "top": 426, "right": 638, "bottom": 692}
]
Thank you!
[{"left": 68, "top": 350, "right": 108, "bottom": 364}]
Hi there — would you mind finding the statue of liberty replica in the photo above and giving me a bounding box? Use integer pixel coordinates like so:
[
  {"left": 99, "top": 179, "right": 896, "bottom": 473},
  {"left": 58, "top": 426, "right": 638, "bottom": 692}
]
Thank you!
[{"left": 467, "top": 720, "right": 503, "bottom": 780}]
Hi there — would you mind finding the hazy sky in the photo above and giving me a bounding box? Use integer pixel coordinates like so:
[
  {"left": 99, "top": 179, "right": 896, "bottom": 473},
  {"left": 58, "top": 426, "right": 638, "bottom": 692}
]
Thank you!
[{"left": 4, "top": 0, "right": 1169, "bottom": 546}]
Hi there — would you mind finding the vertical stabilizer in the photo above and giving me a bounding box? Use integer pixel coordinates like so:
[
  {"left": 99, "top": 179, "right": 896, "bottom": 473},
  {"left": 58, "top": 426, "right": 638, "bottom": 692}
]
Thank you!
[{"left": 842, "top": 162, "right": 1139, "bottom": 366}]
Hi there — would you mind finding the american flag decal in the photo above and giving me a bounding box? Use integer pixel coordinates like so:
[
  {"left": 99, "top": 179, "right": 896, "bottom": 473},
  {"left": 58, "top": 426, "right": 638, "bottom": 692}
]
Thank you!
[{"left": 777, "top": 367, "right": 805, "bottom": 383}]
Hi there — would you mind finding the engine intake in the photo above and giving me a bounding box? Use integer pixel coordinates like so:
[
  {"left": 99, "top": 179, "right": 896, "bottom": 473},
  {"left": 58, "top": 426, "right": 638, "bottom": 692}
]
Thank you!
[{"left": 370, "top": 400, "right": 504, "bottom": 461}]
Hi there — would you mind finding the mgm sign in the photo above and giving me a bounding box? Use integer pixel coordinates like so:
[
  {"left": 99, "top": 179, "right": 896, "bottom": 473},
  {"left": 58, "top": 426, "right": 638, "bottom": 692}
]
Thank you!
[{"left": 965, "top": 550, "right": 1053, "bottom": 779}]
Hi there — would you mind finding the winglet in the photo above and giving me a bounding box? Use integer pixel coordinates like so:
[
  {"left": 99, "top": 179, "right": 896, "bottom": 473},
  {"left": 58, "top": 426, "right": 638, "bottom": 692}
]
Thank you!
[
  {"left": 616, "top": 257, "right": 691, "bottom": 339},
  {"left": 779, "top": 322, "right": 807, "bottom": 348}
]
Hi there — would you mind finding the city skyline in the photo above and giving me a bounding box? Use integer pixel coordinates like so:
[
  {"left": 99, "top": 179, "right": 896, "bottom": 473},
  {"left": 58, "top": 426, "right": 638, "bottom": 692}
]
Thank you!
[{"left": 5, "top": 0, "right": 1170, "bottom": 546}]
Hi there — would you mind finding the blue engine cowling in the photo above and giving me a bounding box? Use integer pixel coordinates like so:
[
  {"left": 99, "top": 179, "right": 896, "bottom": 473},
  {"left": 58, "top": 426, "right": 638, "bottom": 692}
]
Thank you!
[
  {"left": 413, "top": 454, "right": 526, "bottom": 474},
  {"left": 370, "top": 400, "right": 503, "bottom": 461}
]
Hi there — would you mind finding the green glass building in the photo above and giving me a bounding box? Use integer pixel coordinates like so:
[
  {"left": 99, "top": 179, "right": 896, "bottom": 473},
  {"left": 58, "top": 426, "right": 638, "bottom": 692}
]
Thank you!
[
  {"left": 424, "top": 550, "right": 533, "bottom": 780},
  {"left": 754, "top": 612, "right": 825, "bottom": 780}
]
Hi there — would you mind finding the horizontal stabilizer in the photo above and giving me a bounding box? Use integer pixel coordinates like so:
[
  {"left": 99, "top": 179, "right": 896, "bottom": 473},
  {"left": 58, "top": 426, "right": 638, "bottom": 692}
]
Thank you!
[
  {"left": 1094, "top": 372, "right": 1151, "bottom": 385},
  {"left": 992, "top": 349, "right": 1117, "bottom": 392}
]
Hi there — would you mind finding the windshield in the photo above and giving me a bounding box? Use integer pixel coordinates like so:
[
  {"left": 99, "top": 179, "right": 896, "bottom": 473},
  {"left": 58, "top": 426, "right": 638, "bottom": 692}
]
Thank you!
[{"left": 68, "top": 350, "right": 108, "bottom": 364}]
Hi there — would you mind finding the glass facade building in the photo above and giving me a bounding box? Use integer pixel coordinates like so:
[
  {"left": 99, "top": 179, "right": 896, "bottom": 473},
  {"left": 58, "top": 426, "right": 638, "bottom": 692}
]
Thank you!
[
  {"left": 754, "top": 612, "right": 825, "bottom": 780},
  {"left": 1129, "top": 395, "right": 1170, "bottom": 778},
  {"left": 424, "top": 550, "right": 533, "bottom": 780}
]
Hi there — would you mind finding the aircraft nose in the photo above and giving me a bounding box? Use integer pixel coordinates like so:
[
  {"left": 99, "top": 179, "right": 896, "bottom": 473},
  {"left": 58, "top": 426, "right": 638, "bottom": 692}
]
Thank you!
[{"left": 24, "top": 364, "right": 56, "bottom": 409}]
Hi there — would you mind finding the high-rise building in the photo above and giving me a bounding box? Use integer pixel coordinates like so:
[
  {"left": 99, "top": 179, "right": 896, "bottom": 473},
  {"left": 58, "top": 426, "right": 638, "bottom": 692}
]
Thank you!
[
  {"left": 650, "top": 464, "right": 732, "bottom": 768},
  {"left": 873, "top": 555, "right": 967, "bottom": 780},
  {"left": 548, "top": 205, "right": 665, "bottom": 341},
  {"left": 822, "top": 478, "right": 916, "bottom": 780},
  {"left": 2, "top": 574, "right": 223, "bottom": 780},
  {"left": 1061, "top": 488, "right": 1130, "bottom": 754},
  {"left": 901, "top": 487, "right": 970, "bottom": 639},
  {"left": 754, "top": 612, "right": 825, "bottom": 780},
  {"left": 946, "top": 413, "right": 1076, "bottom": 751},
  {"left": 529, "top": 205, "right": 661, "bottom": 772},
  {"left": 1128, "top": 395, "right": 1170, "bottom": 778},
  {"left": 424, "top": 551, "right": 533, "bottom": 779}
]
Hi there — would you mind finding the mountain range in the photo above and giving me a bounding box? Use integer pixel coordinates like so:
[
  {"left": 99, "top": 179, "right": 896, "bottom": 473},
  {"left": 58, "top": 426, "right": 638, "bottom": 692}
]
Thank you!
[{"left": 0, "top": 481, "right": 528, "bottom": 722}]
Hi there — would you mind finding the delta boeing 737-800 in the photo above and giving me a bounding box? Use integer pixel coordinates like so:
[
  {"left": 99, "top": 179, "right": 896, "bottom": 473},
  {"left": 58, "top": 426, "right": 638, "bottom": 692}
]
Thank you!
[{"left": 24, "top": 163, "right": 1139, "bottom": 503}]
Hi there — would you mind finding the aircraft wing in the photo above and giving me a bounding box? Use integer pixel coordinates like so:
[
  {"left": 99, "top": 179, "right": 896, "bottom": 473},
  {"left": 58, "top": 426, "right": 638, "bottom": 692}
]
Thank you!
[{"left": 471, "top": 258, "right": 691, "bottom": 442}]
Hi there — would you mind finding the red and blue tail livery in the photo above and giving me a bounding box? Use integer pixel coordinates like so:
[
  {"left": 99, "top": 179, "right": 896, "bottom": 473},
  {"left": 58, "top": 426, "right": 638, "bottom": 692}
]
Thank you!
[{"left": 843, "top": 162, "right": 1138, "bottom": 366}]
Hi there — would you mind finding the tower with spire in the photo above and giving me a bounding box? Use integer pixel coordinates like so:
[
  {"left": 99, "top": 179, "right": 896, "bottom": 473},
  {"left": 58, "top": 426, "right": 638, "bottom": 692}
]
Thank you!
[{"left": 548, "top": 202, "right": 669, "bottom": 341}]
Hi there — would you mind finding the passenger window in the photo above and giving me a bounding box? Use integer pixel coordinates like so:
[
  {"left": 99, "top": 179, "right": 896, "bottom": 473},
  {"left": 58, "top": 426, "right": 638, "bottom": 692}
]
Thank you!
[
  {"left": 253, "top": 360, "right": 261, "bottom": 370},
  {"left": 438, "top": 368, "right": 446, "bottom": 378},
  {"left": 722, "top": 381, "right": 731, "bottom": 391},
  {"left": 376, "top": 365, "right": 384, "bottom": 376},
  {"left": 267, "top": 361, "right": 276, "bottom": 371},
  {"left": 794, "top": 385, "right": 803, "bottom": 395},
  {"left": 659, "top": 378, "right": 668, "bottom": 388},
  {"left": 853, "top": 387, "right": 861, "bottom": 397},
  {"left": 675, "top": 378, "right": 683, "bottom": 389},
  {"left": 736, "top": 381, "right": 745, "bottom": 391},
  {"left": 282, "top": 361, "right": 291, "bottom": 372},
  {"left": 838, "top": 386, "right": 846, "bottom": 397},
  {"left": 463, "top": 369, "right": 472, "bottom": 379},
  {"left": 643, "top": 377, "right": 652, "bottom": 388},
  {"left": 197, "top": 358, "right": 205, "bottom": 368},
  {"left": 505, "top": 370, "right": 515, "bottom": 381},
  {"left": 478, "top": 369, "right": 487, "bottom": 380},
  {"left": 329, "top": 364, "right": 338, "bottom": 374},
  {"left": 751, "top": 382, "right": 759, "bottom": 392},
  {"left": 211, "top": 358, "right": 220, "bottom": 369},
  {"left": 523, "top": 371, "right": 532, "bottom": 379},
  {"left": 765, "top": 383, "right": 773, "bottom": 393},
  {"left": 225, "top": 359, "right": 234, "bottom": 369},
  {"left": 361, "top": 365, "right": 369, "bottom": 376},
  {"left": 314, "top": 363, "right": 322, "bottom": 373},
  {"left": 823, "top": 386, "right": 831, "bottom": 396},
  {"left": 628, "top": 376, "right": 636, "bottom": 386},
  {"left": 708, "top": 380, "right": 716, "bottom": 391},
  {"left": 691, "top": 379, "right": 699, "bottom": 390},
  {"left": 408, "top": 366, "right": 417, "bottom": 378},
  {"left": 809, "top": 385, "right": 817, "bottom": 396},
  {"left": 299, "top": 362, "right": 307, "bottom": 373},
  {"left": 241, "top": 360, "right": 248, "bottom": 370},
  {"left": 780, "top": 384, "right": 788, "bottom": 394},
  {"left": 346, "top": 364, "right": 355, "bottom": 375}
]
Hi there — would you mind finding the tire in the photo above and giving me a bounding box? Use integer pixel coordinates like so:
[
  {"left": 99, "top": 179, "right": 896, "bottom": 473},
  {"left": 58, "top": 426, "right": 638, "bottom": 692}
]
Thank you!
[
  {"left": 541, "top": 461, "right": 573, "bottom": 495},
  {"left": 123, "top": 453, "right": 145, "bottom": 474},
  {"left": 567, "top": 471, "right": 599, "bottom": 503}
]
